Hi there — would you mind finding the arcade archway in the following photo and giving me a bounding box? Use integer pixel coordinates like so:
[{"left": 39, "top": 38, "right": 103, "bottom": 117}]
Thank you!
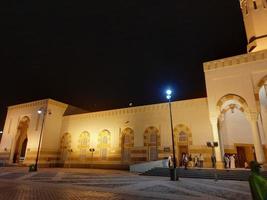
[
  {"left": 13, "top": 116, "right": 30, "bottom": 163},
  {"left": 217, "top": 94, "right": 262, "bottom": 167},
  {"left": 257, "top": 75, "right": 267, "bottom": 160}
]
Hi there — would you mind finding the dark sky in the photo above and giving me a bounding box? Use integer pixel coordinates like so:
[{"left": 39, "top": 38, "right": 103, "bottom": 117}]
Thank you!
[{"left": 0, "top": 0, "right": 247, "bottom": 130}]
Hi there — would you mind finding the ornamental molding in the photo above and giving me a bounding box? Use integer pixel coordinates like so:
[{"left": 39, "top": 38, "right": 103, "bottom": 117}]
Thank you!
[
  {"left": 203, "top": 50, "right": 267, "bottom": 72},
  {"left": 8, "top": 98, "right": 68, "bottom": 111},
  {"left": 8, "top": 99, "right": 49, "bottom": 111},
  {"left": 64, "top": 98, "right": 208, "bottom": 120}
]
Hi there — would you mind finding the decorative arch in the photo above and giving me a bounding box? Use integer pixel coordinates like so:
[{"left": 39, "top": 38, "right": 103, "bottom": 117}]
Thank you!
[
  {"left": 98, "top": 129, "right": 111, "bottom": 160},
  {"left": 257, "top": 75, "right": 267, "bottom": 91},
  {"left": 216, "top": 94, "right": 249, "bottom": 118},
  {"left": 13, "top": 116, "right": 30, "bottom": 163},
  {"left": 18, "top": 116, "right": 30, "bottom": 129},
  {"left": 255, "top": 75, "right": 267, "bottom": 112},
  {"left": 174, "top": 124, "right": 192, "bottom": 145},
  {"left": 121, "top": 128, "right": 134, "bottom": 162},
  {"left": 221, "top": 104, "right": 245, "bottom": 114},
  {"left": 144, "top": 126, "right": 160, "bottom": 161},
  {"left": 174, "top": 124, "right": 192, "bottom": 165},
  {"left": 78, "top": 131, "right": 90, "bottom": 160},
  {"left": 144, "top": 126, "right": 160, "bottom": 146},
  {"left": 60, "top": 132, "right": 72, "bottom": 161}
]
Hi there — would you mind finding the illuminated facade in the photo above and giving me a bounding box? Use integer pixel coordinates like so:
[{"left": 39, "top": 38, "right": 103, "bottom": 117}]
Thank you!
[{"left": 0, "top": 0, "right": 267, "bottom": 168}]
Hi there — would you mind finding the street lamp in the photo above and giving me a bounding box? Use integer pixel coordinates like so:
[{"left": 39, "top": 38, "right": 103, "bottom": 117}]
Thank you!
[
  {"left": 33, "top": 107, "right": 51, "bottom": 171},
  {"left": 166, "top": 89, "right": 178, "bottom": 181}
]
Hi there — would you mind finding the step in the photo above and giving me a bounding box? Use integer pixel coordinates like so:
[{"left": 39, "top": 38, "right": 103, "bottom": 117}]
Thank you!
[{"left": 141, "top": 167, "right": 267, "bottom": 181}]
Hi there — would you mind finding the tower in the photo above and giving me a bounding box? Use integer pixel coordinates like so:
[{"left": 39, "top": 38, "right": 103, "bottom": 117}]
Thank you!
[{"left": 240, "top": 0, "right": 267, "bottom": 52}]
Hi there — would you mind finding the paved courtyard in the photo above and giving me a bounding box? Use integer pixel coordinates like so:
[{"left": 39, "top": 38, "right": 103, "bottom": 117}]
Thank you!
[{"left": 0, "top": 167, "right": 252, "bottom": 200}]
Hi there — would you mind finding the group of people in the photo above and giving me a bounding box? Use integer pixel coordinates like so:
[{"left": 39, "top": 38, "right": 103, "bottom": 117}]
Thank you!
[
  {"left": 224, "top": 153, "right": 236, "bottom": 169},
  {"left": 168, "top": 152, "right": 249, "bottom": 170},
  {"left": 167, "top": 153, "right": 205, "bottom": 170},
  {"left": 223, "top": 153, "right": 249, "bottom": 169}
]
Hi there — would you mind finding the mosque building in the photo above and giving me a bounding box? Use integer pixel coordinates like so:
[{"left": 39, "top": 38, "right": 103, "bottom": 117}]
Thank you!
[{"left": 0, "top": 0, "right": 267, "bottom": 169}]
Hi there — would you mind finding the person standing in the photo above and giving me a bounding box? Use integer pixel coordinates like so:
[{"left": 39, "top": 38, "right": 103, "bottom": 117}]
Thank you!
[
  {"left": 194, "top": 155, "right": 199, "bottom": 167},
  {"left": 188, "top": 154, "right": 193, "bottom": 167},
  {"left": 230, "top": 154, "right": 236, "bottom": 169},
  {"left": 211, "top": 154, "right": 216, "bottom": 168},
  {"left": 168, "top": 155, "right": 173, "bottom": 168},
  {"left": 199, "top": 153, "right": 204, "bottom": 168},
  {"left": 184, "top": 154, "right": 189, "bottom": 170},
  {"left": 180, "top": 153, "right": 185, "bottom": 167},
  {"left": 224, "top": 154, "right": 229, "bottom": 169}
]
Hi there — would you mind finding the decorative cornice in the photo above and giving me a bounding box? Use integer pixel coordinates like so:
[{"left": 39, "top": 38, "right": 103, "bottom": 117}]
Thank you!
[
  {"left": 8, "top": 99, "right": 49, "bottom": 110},
  {"left": 203, "top": 50, "right": 267, "bottom": 72},
  {"left": 64, "top": 98, "right": 208, "bottom": 119},
  {"left": 47, "top": 99, "right": 68, "bottom": 109},
  {"left": 8, "top": 98, "right": 68, "bottom": 111}
]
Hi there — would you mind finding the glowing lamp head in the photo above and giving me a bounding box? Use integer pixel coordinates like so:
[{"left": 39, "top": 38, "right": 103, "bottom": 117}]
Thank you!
[
  {"left": 37, "top": 109, "right": 42, "bottom": 114},
  {"left": 166, "top": 89, "right": 172, "bottom": 95},
  {"left": 166, "top": 89, "right": 172, "bottom": 100}
]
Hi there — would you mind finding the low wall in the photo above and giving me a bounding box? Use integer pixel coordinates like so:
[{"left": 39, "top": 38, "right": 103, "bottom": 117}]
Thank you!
[{"left": 130, "top": 159, "right": 168, "bottom": 173}]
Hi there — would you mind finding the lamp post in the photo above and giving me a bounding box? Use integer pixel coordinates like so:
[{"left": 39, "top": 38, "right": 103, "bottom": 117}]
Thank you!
[
  {"left": 166, "top": 89, "right": 178, "bottom": 181},
  {"left": 33, "top": 107, "right": 50, "bottom": 171},
  {"left": 207, "top": 141, "right": 218, "bottom": 181}
]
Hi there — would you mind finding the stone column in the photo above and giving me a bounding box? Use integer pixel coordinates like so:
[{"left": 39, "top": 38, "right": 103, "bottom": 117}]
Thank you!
[
  {"left": 249, "top": 112, "right": 266, "bottom": 163},
  {"left": 218, "top": 115, "right": 225, "bottom": 157},
  {"left": 210, "top": 118, "right": 224, "bottom": 168}
]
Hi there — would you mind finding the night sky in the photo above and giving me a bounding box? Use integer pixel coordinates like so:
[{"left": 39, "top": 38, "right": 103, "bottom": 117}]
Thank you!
[{"left": 0, "top": 0, "right": 247, "bottom": 130}]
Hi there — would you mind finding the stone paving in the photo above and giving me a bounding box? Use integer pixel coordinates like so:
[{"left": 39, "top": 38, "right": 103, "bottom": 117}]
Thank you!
[{"left": 0, "top": 167, "right": 252, "bottom": 200}]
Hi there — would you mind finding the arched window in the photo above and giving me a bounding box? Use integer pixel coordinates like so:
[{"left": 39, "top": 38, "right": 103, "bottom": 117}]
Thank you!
[
  {"left": 179, "top": 131, "right": 187, "bottom": 142},
  {"left": 144, "top": 126, "right": 160, "bottom": 161},
  {"left": 60, "top": 132, "right": 72, "bottom": 161},
  {"left": 121, "top": 128, "right": 134, "bottom": 162},
  {"left": 150, "top": 132, "right": 157, "bottom": 144},
  {"left": 102, "top": 135, "right": 108, "bottom": 144},
  {"left": 124, "top": 134, "right": 130, "bottom": 145},
  {"left": 78, "top": 131, "right": 90, "bottom": 160},
  {"left": 98, "top": 130, "right": 111, "bottom": 160}
]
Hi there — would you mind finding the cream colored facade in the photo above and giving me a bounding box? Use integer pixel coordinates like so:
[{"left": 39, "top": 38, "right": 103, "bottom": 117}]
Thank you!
[{"left": 0, "top": 0, "right": 267, "bottom": 168}]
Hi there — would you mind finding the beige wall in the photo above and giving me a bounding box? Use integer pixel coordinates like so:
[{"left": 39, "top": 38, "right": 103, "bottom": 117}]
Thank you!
[
  {"left": 220, "top": 109, "right": 253, "bottom": 146},
  {"left": 59, "top": 98, "right": 213, "bottom": 158}
]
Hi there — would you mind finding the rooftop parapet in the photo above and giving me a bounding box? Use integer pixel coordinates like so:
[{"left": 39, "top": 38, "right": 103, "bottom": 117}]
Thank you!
[{"left": 203, "top": 50, "right": 267, "bottom": 72}]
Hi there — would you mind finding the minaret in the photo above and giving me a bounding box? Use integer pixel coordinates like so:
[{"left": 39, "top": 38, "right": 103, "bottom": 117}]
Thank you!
[{"left": 240, "top": 0, "right": 267, "bottom": 52}]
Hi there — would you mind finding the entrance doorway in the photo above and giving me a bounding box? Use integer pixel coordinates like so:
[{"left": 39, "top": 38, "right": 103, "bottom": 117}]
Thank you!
[
  {"left": 20, "top": 138, "right": 28, "bottom": 159},
  {"left": 236, "top": 145, "right": 254, "bottom": 168},
  {"left": 236, "top": 146, "right": 246, "bottom": 168},
  {"left": 178, "top": 145, "right": 188, "bottom": 166},
  {"left": 12, "top": 116, "right": 30, "bottom": 163}
]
